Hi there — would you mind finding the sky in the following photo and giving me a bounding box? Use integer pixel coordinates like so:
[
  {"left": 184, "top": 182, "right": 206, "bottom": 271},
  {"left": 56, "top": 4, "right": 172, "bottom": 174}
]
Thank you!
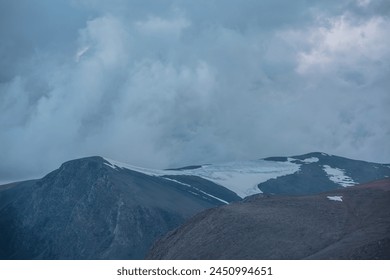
[{"left": 1, "top": 0, "right": 389, "bottom": 182}]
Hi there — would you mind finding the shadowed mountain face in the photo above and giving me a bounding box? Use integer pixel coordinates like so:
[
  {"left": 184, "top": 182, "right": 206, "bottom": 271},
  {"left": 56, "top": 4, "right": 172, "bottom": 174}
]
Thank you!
[
  {"left": 0, "top": 153, "right": 389, "bottom": 260},
  {"left": 147, "top": 179, "right": 390, "bottom": 260},
  {"left": 260, "top": 152, "right": 390, "bottom": 195},
  {"left": 0, "top": 157, "right": 239, "bottom": 259}
]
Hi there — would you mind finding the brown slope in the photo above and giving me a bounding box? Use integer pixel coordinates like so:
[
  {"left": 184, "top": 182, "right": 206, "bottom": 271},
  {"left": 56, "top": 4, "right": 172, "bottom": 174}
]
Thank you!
[{"left": 147, "top": 179, "right": 390, "bottom": 260}]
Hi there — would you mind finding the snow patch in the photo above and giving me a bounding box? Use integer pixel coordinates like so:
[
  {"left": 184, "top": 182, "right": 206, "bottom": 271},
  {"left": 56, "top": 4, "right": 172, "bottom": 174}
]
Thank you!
[
  {"left": 327, "top": 195, "right": 343, "bottom": 202},
  {"left": 104, "top": 157, "right": 301, "bottom": 198},
  {"left": 323, "top": 165, "right": 356, "bottom": 187},
  {"left": 161, "top": 160, "right": 300, "bottom": 198},
  {"left": 302, "top": 157, "right": 319, "bottom": 163},
  {"left": 288, "top": 156, "right": 319, "bottom": 164}
]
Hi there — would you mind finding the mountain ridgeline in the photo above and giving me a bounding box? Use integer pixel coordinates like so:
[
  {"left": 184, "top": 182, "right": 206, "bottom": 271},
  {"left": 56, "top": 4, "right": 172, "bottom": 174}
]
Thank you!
[{"left": 0, "top": 152, "right": 389, "bottom": 259}]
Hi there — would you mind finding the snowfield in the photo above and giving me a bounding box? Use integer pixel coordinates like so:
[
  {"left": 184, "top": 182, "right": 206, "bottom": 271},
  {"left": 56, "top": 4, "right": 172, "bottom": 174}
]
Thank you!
[
  {"left": 323, "top": 165, "right": 356, "bottom": 187},
  {"left": 104, "top": 158, "right": 301, "bottom": 198}
]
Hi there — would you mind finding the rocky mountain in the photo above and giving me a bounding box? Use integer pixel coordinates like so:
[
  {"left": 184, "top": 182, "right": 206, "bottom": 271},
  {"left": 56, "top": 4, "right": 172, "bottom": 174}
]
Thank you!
[
  {"left": 0, "top": 156, "right": 239, "bottom": 259},
  {"left": 147, "top": 178, "right": 390, "bottom": 260},
  {"left": 0, "top": 152, "right": 389, "bottom": 259},
  {"left": 260, "top": 152, "right": 390, "bottom": 195}
]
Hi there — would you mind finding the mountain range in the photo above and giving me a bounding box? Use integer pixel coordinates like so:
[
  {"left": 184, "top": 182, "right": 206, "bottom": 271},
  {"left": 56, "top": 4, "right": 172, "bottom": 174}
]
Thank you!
[{"left": 0, "top": 152, "right": 389, "bottom": 259}]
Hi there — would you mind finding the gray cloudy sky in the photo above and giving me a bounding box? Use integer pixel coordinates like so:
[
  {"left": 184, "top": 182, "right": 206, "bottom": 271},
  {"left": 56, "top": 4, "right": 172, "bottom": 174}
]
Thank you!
[{"left": 1, "top": 0, "right": 389, "bottom": 182}]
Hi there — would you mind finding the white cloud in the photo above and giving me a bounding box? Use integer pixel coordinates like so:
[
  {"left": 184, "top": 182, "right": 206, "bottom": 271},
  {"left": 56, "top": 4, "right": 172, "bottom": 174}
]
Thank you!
[{"left": 296, "top": 14, "right": 390, "bottom": 77}]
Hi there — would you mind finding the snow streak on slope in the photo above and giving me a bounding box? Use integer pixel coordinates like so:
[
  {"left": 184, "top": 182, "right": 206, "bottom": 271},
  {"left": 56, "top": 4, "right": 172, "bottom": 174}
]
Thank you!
[
  {"left": 104, "top": 158, "right": 300, "bottom": 198},
  {"left": 103, "top": 158, "right": 159, "bottom": 174},
  {"left": 323, "top": 165, "right": 356, "bottom": 187},
  {"left": 160, "top": 176, "right": 229, "bottom": 204}
]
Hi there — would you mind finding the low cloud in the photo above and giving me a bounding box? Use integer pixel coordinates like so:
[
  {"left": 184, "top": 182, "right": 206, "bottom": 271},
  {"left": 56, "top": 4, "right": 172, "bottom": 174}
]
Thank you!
[{"left": 1, "top": 0, "right": 389, "bottom": 181}]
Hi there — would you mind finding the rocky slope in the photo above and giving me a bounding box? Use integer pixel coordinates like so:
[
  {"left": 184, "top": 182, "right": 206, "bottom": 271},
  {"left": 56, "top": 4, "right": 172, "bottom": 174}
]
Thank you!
[{"left": 147, "top": 179, "right": 390, "bottom": 260}]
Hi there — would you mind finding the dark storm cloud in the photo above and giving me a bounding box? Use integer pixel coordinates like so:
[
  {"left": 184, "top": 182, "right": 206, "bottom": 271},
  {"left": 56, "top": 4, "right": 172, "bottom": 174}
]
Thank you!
[{"left": 1, "top": 0, "right": 389, "bottom": 182}]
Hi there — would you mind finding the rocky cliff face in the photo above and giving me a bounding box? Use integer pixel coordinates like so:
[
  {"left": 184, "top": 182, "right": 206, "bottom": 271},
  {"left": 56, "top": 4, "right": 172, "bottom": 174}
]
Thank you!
[
  {"left": 147, "top": 179, "right": 390, "bottom": 260},
  {"left": 0, "top": 157, "right": 238, "bottom": 259}
]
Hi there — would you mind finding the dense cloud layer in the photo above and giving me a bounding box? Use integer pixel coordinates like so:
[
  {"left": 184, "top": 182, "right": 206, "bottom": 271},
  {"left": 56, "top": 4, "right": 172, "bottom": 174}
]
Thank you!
[{"left": 1, "top": 0, "right": 389, "bottom": 181}]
